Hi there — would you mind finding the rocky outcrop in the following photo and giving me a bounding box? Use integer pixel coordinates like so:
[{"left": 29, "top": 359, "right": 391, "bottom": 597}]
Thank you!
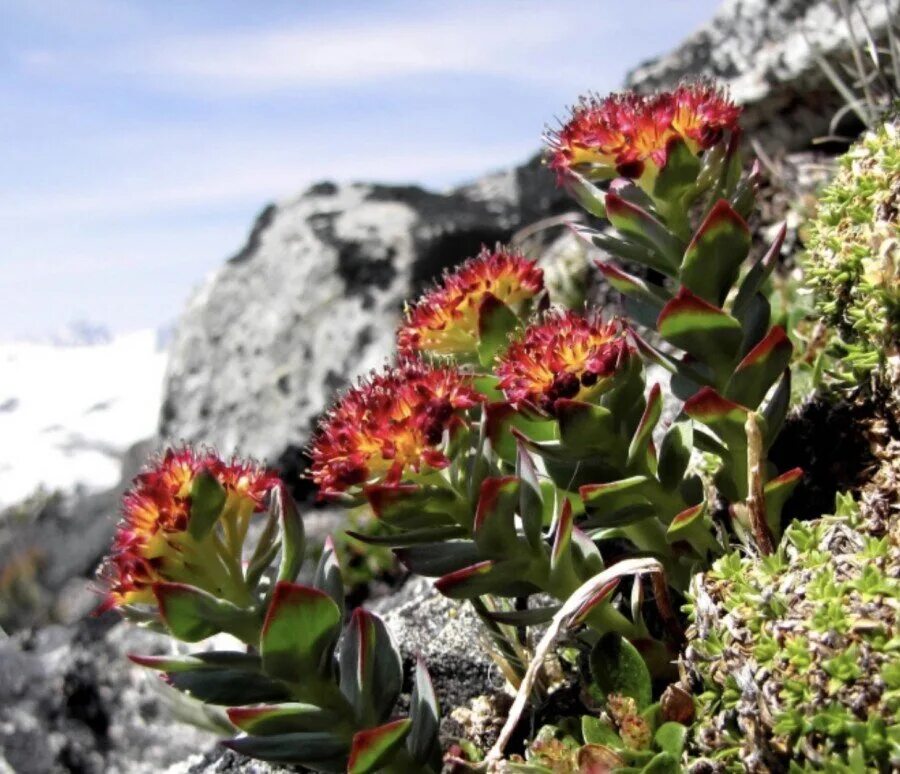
[
  {"left": 625, "top": 0, "right": 899, "bottom": 151},
  {"left": 158, "top": 167, "right": 571, "bottom": 479}
]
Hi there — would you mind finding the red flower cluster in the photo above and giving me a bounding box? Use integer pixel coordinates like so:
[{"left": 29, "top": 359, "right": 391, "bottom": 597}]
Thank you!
[
  {"left": 496, "top": 310, "right": 633, "bottom": 413},
  {"left": 310, "top": 361, "right": 481, "bottom": 496},
  {"left": 97, "top": 448, "right": 278, "bottom": 610},
  {"left": 397, "top": 245, "right": 544, "bottom": 358},
  {"left": 547, "top": 83, "right": 741, "bottom": 182}
]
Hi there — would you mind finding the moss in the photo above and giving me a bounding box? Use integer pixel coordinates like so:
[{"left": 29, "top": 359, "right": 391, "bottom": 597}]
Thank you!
[
  {"left": 681, "top": 486, "right": 900, "bottom": 772},
  {"left": 804, "top": 121, "right": 900, "bottom": 385}
]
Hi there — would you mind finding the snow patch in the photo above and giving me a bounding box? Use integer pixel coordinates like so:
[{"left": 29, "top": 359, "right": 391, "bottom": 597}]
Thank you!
[{"left": 0, "top": 330, "right": 167, "bottom": 508}]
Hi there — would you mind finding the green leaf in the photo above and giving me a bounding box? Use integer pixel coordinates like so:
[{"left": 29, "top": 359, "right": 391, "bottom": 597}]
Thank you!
[
  {"left": 725, "top": 326, "right": 792, "bottom": 409},
  {"left": 167, "top": 669, "right": 291, "bottom": 705},
  {"left": 666, "top": 503, "right": 717, "bottom": 556},
  {"left": 683, "top": 387, "right": 749, "bottom": 449},
  {"left": 764, "top": 467, "right": 803, "bottom": 536},
  {"left": 224, "top": 731, "right": 348, "bottom": 768},
  {"left": 153, "top": 582, "right": 260, "bottom": 643},
  {"left": 605, "top": 192, "right": 683, "bottom": 272},
  {"left": 761, "top": 370, "right": 791, "bottom": 450},
  {"left": 680, "top": 199, "right": 751, "bottom": 306},
  {"left": 595, "top": 261, "right": 670, "bottom": 311},
  {"left": 261, "top": 582, "right": 342, "bottom": 682},
  {"left": 579, "top": 477, "right": 655, "bottom": 527},
  {"left": 641, "top": 751, "right": 681, "bottom": 773},
  {"left": 653, "top": 722, "right": 687, "bottom": 757},
  {"left": 477, "top": 292, "right": 519, "bottom": 367},
  {"left": 345, "top": 524, "right": 466, "bottom": 548},
  {"left": 339, "top": 609, "right": 402, "bottom": 725},
  {"left": 657, "top": 419, "right": 693, "bottom": 491},
  {"left": 474, "top": 476, "right": 521, "bottom": 558},
  {"left": 408, "top": 656, "right": 441, "bottom": 769},
  {"left": 482, "top": 604, "right": 562, "bottom": 626},
  {"left": 273, "top": 485, "right": 305, "bottom": 584},
  {"left": 550, "top": 499, "right": 574, "bottom": 573},
  {"left": 347, "top": 718, "right": 412, "bottom": 774},
  {"left": 434, "top": 558, "right": 534, "bottom": 599},
  {"left": 364, "top": 483, "right": 459, "bottom": 530},
  {"left": 565, "top": 171, "right": 608, "bottom": 218},
  {"left": 556, "top": 399, "right": 623, "bottom": 457},
  {"left": 313, "top": 536, "right": 345, "bottom": 614},
  {"left": 128, "top": 650, "right": 260, "bottom": 673},
  {"left": 627, "top": 383, "right": 662, "bottom": 468},
  {"left": 188, "top": 470, "right": 227, "bottom": 541},
  {"left": 227, "top": 703, "right": 341, "bottom": 735},
  {"left": 732, "top": 223, "right": 785, "bottom": 320},
  {"left": 396, "top": 540, "right": 481, "bottom": 576},
  {"left": 653, "top": 137, "right": 702, "bottom": 201},
  {"left": 582, "top": 715, "right": 622, "bottom": 746},
  {"left": 589, "top": 633, "right": 652, "bottom": 709},
  {"left": 516, "top": 440, "right": 545, "bottom": 551},
  {"left": 570, "top": 526, "right": 605, "bottom": 580},
  {"left": 574, "top": 224, "right": 677, "bottom": 277},
  {"left": 657, "top": 288, "right": 742, "bottom": 378}
]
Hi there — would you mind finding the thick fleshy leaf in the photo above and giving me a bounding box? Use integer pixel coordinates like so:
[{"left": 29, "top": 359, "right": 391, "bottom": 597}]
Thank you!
[
  {"left": 627, "top": 383, "right": 662, "bottom": 469},
  {"left": 408, "top": 656, "right": 441, "bottom": 768},
  {"left": 665, "top": 503, "right": 717, "bottom": 556},
  {"left": 582, "top": 715, "right": 622, "bottom": 746},
  {"left": 683, "top": 387, "right": 749, "bottom": 449},
  {"left": 589, "top": 633, "right": 653, "bottom": 708},
  {"left": 573, "top": 224, "right": 676, "bottom": 276},
  {"left": 736, "top": 292, "right": 772, "bottom": 358},
  {"left": 762, "top": 370, "right": 791, "bottom": 450},
  {"left": 565, "top": 171, "right": 608, "bottom": 218},
  {"left": 128, "top": 651, "right": 260, "bottom": 673},
  {"left": 679, "top": 199, "right": 750, "bottom": 306},
  {"left": 313, "top": 536, "right": 344, "bottom": 613},
  {"left": 396, "top": 540, "right": 481, "bottom": 577},
  {"left": 227, "top": 703, "right": 340, "bottom": 735},
  {"left": 550, "top": 499, "right": 574, "bottom": 573},
  {"left": 516, "top": 440, "right": 544, "bottom": 551},
  {"left": 570, "top": 579, "right": 621, "bottom": 626},
  {"left": 477, "top": 293, "right": 519, "bottom": 367},
  {"left": 595, "top": 261, "right": 670, "bottom": 311},
  {"left": 657, "top": 288, "right": 742, "bottom": 377},
  {"left": 273, "top": 485, "right": 305, "bottom": 584},
  {"left": 657, "top": 419, "right": 693, "bottom": 491},
  {"left": 223, "top": 731, "right": 348, "bottom": 768},
  {"left": 605, "top": 193, "right": 683, "bottom": 271},
  {"left": 474, "top": 476, "right": 521, "bottom": 557},
  {"left": 725, "top": 326, "right": 792, "bottom": 409},
  {"left": 345, "top": 524, "right": 466, "bottom": 548},
  {"left": 261, "top": 582, "right": 342, "bottom": 682},
  {"left": 641, "top": 752, "right": 681, "bottom": 773},
  {"left": 732, "top": 223, "right": 786, "bottom": 319},
  {"left": 764, "top": 467, "right": 803, "bottom": 534},
  {"left": 347, "top": 718, "right": 412, "bottom": 774},
  {"left": 652, "top": 136, "right": 702, "bottom": 201},
  {"left": 153, "top": 582, "right": 260, "bottom": 643},
  {"left": 555, "top": 400, "right": 622, "bottom": 457},
  {"left": 364, "top": 484, "right": 459, "bottom": 530},
  {"left": 570, "top": 527, "right": 605, "bottom": 579},
  {"left": 654, "top": 722, "right": 687, "bottom": 757},
  {"left": 434, "top": 559, "right": 533, "bottom": 599},
  {"left": 167, "top": 668, "right": 291, "bottom": 705},
  {"left": 188, "top": 470, "right": 227, "bottom": 541},
  {"left": 482, "top": 604, "right": 562, "bottom": 626},
  {"left": 485, "top": 401, "right": 556, "bottom": 465},
  {"left": 579, "top": 477, "right": 655, "bottom": 527},
  {"left": 339, "top": 609, "right": 402, "bottom": 725},
  {"left": 246, "top": 506, "right": 281, "bottom": 589}
]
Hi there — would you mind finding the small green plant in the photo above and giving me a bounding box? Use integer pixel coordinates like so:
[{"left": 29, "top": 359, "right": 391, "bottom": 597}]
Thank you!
[
  {"left": 96, "top": 449, "right": 440, "bottom": 772},
  {"left": 683, "top": 494, "right": 900, "bottom": 771},
  {"left": 805, "top": 120, "right": 900, "bottom": 385}
]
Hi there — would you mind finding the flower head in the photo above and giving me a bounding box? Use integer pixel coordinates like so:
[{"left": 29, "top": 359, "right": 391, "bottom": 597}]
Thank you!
[
  {"left": 310, "top": 361, "right": 481, "bottom": 496},
  {"left": 397, "top": 245, "right": 544, "bottom": 358},
  {"left": 547, "top": 82, "right": 740, "bottom": 183},
  {"left": 495, "top": 310, "right": 633, "bottom": 413},
  {"left": 97, "top": 448, "right": 278, "bottom": 611}
]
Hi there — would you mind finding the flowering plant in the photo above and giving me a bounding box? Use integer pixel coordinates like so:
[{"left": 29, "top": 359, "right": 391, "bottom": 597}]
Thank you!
[{"left": 98, "top": 449, "right": 440, "bottom": 772}]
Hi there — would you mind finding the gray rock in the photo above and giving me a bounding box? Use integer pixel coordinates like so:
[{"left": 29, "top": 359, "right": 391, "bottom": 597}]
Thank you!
[
  {"left": 0, "top": 617, "right": 218, "bottom": 774},
  {"left": 625, "top": 0, "right": 899, "bottom": 151}
]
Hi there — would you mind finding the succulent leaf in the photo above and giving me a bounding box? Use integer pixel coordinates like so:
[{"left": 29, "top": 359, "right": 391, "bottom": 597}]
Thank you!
[
  {"left": 153, "top": 582, "right": 260, "bottom": 643},
  {"left": 227, "top": 703, "right": 341, "bottom": 735},
  {"left": 589, "top": 633, "right": 653, "bottom": 709},
  {"left": 476, "top": 292, "right": 519, "bottom": 367},
  {"left": 605, "top": 192, "right": 683, "bottom": 272},
  {"left": 223, "top": 731, "right": 348, "bottom": 768},
  {"left": 347, "top": 718, "right": 413, "bottom": 774},
  {"left": 187, "top": 470, "right": 227, "bottom": 541},
  {"left": 408, "top": 656, "right": 441, "bottom": 768},
  {"left": 725, "top": 325, "right": 792, "bottom": 409},
  {"left": 273, "top": 485, "right": 306, "bottom": 584}
]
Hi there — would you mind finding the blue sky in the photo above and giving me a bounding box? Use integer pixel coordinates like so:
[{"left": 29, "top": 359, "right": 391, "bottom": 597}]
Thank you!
[{"left": 0, "top": 0, "right": 721, "bottom": 339}]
